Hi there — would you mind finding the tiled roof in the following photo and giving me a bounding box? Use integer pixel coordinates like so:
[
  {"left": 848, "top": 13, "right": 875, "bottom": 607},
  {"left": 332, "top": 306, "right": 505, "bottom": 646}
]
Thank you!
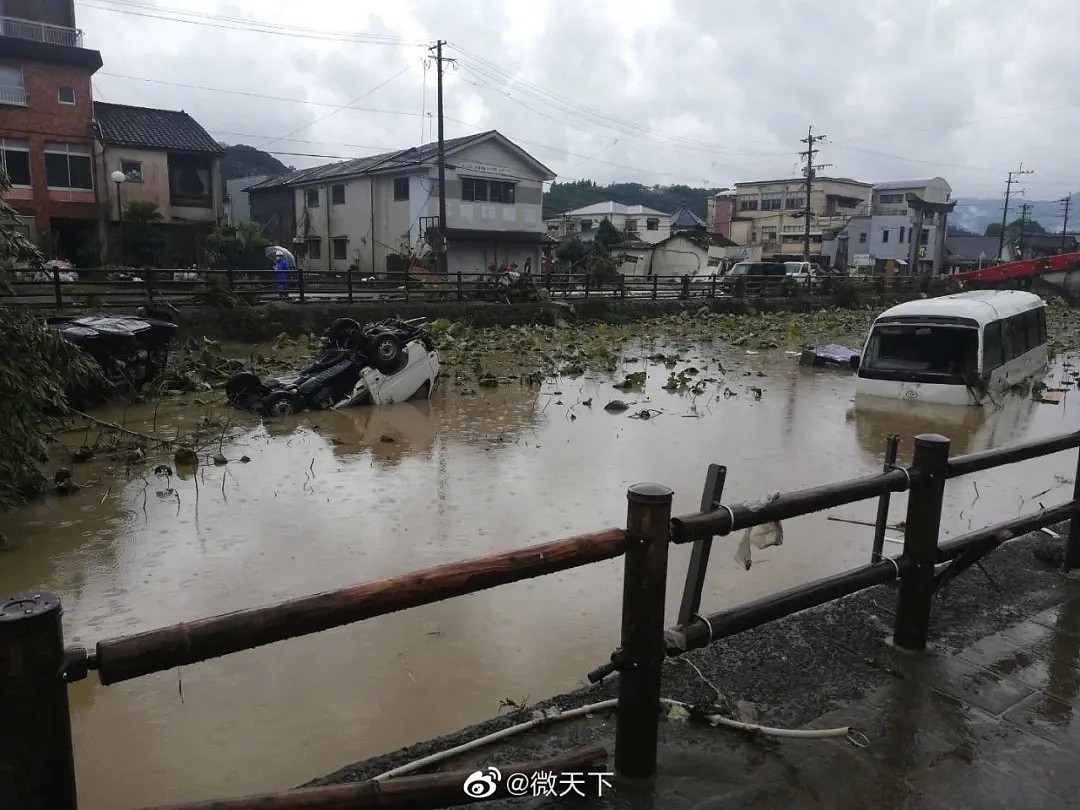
[
  {"left": 670, "top": 202, "right": 706, "bottom": 229},
  {"left": 246, "top": 130, "right": 555, "bottom": 191},
  {"left": 565, "top": 201, "right": 670, "bottom": 217},
  {"left": 93, "top": 102, "right": 223, "bottom": 154}
]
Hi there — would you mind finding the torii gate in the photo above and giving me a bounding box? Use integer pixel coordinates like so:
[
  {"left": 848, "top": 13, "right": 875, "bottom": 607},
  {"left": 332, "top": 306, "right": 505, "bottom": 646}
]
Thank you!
[{"left": 905, "top": 193, "right": 957, "bottom": 275}]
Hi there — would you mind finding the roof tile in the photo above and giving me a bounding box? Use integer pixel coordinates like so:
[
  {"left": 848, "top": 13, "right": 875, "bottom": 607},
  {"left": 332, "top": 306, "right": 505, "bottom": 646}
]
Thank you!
[{"left": 94, "top": 102, "right": 223, "bottom": 154}]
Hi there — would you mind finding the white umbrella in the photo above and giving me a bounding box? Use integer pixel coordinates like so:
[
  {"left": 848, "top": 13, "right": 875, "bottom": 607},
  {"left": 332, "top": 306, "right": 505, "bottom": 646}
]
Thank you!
[{"left": 266, "top": 246, "right": 296, "bottom": 265}]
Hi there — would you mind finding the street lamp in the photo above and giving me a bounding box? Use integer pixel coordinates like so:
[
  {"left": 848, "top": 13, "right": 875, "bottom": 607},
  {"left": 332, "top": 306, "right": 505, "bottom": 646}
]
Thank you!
[{"left": 110, "top": 169, "right": 126, "bottom": 266}]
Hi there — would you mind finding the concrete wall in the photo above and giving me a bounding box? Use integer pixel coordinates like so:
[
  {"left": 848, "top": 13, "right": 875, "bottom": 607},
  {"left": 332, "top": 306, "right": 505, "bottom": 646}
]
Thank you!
[
  {"left": 100, "top": 145, "right": 221, "bottom": 225},
  {"left": 225, "top": 174, "right": 269, "bottom": 225}
]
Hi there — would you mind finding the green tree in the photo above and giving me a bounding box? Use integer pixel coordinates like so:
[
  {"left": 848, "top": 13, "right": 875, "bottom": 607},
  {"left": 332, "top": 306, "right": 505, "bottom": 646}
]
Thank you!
[
  {"left": 123, "top": 200, "right": 166, "bottom": 266},
  {"left": 984, "top": 217, "right": 1047, "bottom": 239},
  {"left": 205, "top": 221, "right": 272, "bottom": 270},
  {"left": 0, "top": 172, "right": 101, "bottom": 510}
]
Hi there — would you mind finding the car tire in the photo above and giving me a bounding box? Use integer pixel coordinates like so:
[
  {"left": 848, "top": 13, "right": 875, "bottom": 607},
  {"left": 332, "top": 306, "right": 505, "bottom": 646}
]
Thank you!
[
  {"left": 371, "top": 333, "right": 405, "bottom": 373},
  {"left": 226, "top": 371, "right": 262, "bottom": 403},
  {"left": 326, "top": 318, "right": 361, "bottom": 348},
  {"left": 263, "top": 390, "right": 302, "bottom": 417}
]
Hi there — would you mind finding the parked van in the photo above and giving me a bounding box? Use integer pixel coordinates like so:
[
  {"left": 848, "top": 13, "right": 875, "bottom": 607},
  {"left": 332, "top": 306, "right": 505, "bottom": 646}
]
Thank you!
[{"left": 854, "top": 290, "right": 1047, "bottom": 406}]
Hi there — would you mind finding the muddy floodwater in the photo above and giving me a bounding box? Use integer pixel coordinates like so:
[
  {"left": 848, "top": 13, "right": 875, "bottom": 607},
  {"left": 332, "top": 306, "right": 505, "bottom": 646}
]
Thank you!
[{"left": 3, "top": 344, "right": 1079, "bottom": 808}]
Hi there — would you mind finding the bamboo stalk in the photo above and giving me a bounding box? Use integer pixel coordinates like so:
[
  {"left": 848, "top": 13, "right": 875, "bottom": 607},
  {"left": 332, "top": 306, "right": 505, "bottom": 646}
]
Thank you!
[{"left": 96, "top": 528, "right": 627, "bottom": 684}]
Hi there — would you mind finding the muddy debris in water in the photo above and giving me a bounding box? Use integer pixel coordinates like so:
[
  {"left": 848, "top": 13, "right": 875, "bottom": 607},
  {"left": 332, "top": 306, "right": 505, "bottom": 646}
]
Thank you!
[
  {"left": 379, "top": 434, "right": 396, "bottom": 444},
  {"left": 604, "top": 400, "right": 630, "bottom": 413},
  {"left": 212, "top": 452, "right": 229, "bottom": 465},
  {"left": 174, "top": 445, "right": 198, "bottom": 466},
  {"left": 240, "top": 455, "right": 251, "bottom": 463}
]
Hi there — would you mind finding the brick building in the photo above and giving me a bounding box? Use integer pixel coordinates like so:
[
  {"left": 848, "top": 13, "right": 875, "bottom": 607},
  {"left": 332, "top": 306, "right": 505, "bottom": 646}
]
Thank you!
[{"left": 0, "top": 0, "right": 102, "bottom": 261}]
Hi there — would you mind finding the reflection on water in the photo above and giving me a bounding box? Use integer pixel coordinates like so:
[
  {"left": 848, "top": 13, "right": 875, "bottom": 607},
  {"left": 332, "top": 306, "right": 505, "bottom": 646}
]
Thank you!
[{"left": 2, "top": 349, "right": 1079, "bottom": 808}]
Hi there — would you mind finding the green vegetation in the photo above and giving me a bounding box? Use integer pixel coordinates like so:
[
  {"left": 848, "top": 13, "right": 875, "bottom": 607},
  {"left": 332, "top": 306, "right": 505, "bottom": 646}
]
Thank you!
[
  {"left": 220, "top": 144, "right": 291, "bottom": 185},
  {"left": 545, "top": 180, "right": 718, "bottom": 219},
  {"left": 123, "top": 200, "right": 167, "bottom": 266},
  {"left": 984, "top": 217, "right": 1047, "bottom": 238}
]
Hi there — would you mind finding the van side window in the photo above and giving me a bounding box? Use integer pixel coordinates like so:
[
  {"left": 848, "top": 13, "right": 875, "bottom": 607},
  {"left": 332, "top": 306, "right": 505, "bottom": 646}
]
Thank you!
[
  {"left": 982, "top": 321, "right": 1003, "bottom": 370},
  {"left": 1037, "top": 308, "right": 1047, "bottom": 345},
  {"left": 1024, "top": 310, "right": 1040, "bottom": 351},
  {"left": 1002, "top": 315, "right": 1025, "bottom": 361}
]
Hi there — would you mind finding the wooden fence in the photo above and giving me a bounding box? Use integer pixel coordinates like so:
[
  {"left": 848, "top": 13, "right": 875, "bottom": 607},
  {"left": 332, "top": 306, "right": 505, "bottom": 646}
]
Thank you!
[
  {"left": 0, "top": 267, "right": 945, "bottom": 311},
  {"left": 4, "top": 429, "right": 1079, "bottom": 809}
]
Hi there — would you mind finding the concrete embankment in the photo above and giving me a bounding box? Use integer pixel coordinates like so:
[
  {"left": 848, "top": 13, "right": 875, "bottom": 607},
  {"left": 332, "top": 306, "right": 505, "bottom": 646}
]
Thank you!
[
  {"left": 310, "top": 529, "right": 1080, "bottom": 808},
  {"left": 167, "top": 291, "right": 920, "bottom": 343}
]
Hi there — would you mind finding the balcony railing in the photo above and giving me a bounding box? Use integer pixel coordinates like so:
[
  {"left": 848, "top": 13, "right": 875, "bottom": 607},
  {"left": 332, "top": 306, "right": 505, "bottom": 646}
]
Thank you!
[
  {"left": 0, "top": 16, "right": 84, "bottom": 48},
  {"left": 0, "top": 85, "right": 27, "bottom": 106}
]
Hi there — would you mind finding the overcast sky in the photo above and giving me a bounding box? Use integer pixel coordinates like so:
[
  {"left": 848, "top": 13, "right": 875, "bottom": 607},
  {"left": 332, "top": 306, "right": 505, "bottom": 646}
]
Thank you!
[{"left": 81, "top": 0, "right": 1080, "bottom": 202}]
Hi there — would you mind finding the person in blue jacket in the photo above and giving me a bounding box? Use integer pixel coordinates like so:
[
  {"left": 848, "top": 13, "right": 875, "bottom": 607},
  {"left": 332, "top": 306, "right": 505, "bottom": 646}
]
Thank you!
[{"left": 274, "top": 253, "right": 290, "bottom": 298}]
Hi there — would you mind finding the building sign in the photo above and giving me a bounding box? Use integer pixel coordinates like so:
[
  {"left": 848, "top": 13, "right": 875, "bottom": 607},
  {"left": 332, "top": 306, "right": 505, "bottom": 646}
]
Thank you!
[{"left": 454, "top": 160, "right": 518, "bottom": 179}]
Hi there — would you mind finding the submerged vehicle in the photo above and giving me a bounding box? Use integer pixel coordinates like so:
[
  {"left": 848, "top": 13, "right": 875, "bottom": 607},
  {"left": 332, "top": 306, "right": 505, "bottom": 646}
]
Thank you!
[
  {"left": 854, "top": 291, "right": 1047, "bottom": 406},
  {"left": 226, "top": 318, "right": 440, "bottom": 416},
  {"left": 48, "top": 314, "right": 178, "bottom": 396}
]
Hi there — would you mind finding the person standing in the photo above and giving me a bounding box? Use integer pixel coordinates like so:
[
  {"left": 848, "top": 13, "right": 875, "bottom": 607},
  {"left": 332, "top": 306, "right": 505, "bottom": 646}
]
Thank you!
[{"left": 274, "top": 253, "right": 290, "bottom": 299}]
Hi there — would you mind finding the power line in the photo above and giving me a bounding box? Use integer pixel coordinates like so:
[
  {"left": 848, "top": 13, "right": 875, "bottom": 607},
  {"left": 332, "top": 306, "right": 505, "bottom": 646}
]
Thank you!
[
  {"left": 82, "top": 0, "right": 428, "bottom": 46},
  {"left": 800, "top": 126, "right": 829, "bottom": 261},
  {"left": 258, "top": 64, "right": 414, "bottom": 150}
]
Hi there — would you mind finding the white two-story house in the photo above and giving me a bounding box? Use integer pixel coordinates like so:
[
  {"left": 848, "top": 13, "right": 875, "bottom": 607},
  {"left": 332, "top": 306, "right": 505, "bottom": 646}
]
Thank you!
[{"left": 246, "top": 130, "right": 555, "bottom": 276}]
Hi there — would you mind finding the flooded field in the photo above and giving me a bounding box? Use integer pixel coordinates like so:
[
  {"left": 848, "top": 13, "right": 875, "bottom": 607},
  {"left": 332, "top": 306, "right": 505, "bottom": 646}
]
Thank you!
[{"left": 3, "top": 339, "right": 1079, "bottom": 809}]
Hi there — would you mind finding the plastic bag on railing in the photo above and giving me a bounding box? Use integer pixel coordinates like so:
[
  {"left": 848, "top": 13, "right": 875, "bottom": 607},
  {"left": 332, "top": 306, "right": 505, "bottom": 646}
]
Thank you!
[{"left": 734, "top": 493, "right": 784, "bottom": 571}]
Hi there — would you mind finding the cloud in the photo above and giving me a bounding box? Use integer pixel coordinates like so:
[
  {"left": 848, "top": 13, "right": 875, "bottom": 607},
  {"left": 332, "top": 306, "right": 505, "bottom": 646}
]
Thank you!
[{"left": 82, "top": 0, "right": 1080, "bottom": 199}]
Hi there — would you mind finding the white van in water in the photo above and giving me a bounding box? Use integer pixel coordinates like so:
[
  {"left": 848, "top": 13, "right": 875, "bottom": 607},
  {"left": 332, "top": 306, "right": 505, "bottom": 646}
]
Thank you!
[{"left": 855, "top": 290, "right": 1047, "bottom": 406}]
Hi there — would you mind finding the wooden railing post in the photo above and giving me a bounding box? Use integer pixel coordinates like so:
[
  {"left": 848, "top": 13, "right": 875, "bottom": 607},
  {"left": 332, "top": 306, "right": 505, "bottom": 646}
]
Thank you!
[
  {"left": 1064, "top": 446, "right": 1080, "bottom": 572},
  {"left": 297, "top": 263, "right": 305, "bottom": 302},
  {"left": 893, "top": 434, "right": 950, "bottom": 651},
  {"left": 615, "top": 483, "right": 673, "bottom": 779},
  {"left": 144, "top": 267, "right": 155, "bottom": 305},
  {"left": 456, "top": 271, "right": 463, "bottom": 302},
  {"left": 0, "top": 591, "right": 78, "bottom": 810},
  {"left": 345, "top": 263, "right": 353, "bottom": 303},
  {"left": 51, "top": 265, "right": 62, "bottom": 309},
  {"left": 652, "top": 274, "right": 658, "bottom": 300}
]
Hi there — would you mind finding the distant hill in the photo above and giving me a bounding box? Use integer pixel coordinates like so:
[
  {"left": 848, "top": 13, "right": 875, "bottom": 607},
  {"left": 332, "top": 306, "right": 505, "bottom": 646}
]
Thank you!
[
  {"left": 951, "top": 198, "right": 1063, "bottom": 236},
  {"left": 220, "top": 144, "right": 292, "bottom": 184},
  {"left": 545, "top": 180, "right": 719, "bottom": 219}
]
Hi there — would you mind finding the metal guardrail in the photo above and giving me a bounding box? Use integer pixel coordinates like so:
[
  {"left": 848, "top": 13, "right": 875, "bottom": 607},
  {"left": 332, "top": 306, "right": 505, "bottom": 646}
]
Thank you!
[
  {"left": 0, "top": 15, "right": 84, "bottom": 48},
  {"left": 0, "top": 85, "right": 27, "bottom": 106},
  {"left": 4, "top": 427, "right": 1080, "bottom": 808},
  {"left": 0, "top": 267, "right": 948, "bottom": 311}
]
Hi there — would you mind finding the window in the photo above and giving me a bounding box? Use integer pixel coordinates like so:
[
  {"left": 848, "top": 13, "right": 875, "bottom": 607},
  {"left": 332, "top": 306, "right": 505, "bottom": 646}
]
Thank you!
[
  {"left": 983, "top": 322, "right": 1003, "bottom": 369},
  {"left": 785, "top": 195, "right": 804, "bottom": 209},
  {"left": 332, "top": 237, "right": 348, "bottom": 261},
  {"left": 306, "top": 238, "right": 322, "bottom": 260},
  {"left": 625, "top": 218, "right": 638, "bottom": 233},
  {"left": 331, "top": 183, "right": 346, "bottom": 205},
  {"left": 623, "top": 255, "right": 639, "bottom": 264},
  {"left": 121, "top": 159, "right": 142, "bottom": 182},
  {"left": 862, "top": 325, "right": 979, "bottom": 378},
  {"left": 739, "top": 198, "right": 759, "bottom": 211},
  {"left": 0, "top": 66, "right": 26, "bottom": 106},
  {"left": 44, "top": 142, "right": 92, "bottom": 190},
  {"left": 646, "top": 217, "right": 660, "bottom": 231},
  {"left": 761, "top": 195, "right": 783, "bottom": 211},
  {"left": 920, "top": 228, "right": 929, "bottom": 246},
  {"left": 882, "top": 229, "right": 890, "bottom": 243},
  {"left": 899, "top": 226, "right": 906, "bottom": 243},
  {"left": 580, "top": 219, "right": 593, "bottom": 231},
  {"left": 489, "top": 181, "right": 515, "bottom": 203},
  {"left": 393, "top": 177, "right": 409, "bottom": 201},
  {"left": 879, "top": 193, "right": 905, "bottom": 204},
  {"left": 706, "top": 257, "right": 721, "bottom": 267},
  {"left": 762, "top": 228, "right": 777, "bottom": 242},
  {"left": 0, "top": 138, "right": 30, "bottom": 186},
  {"left": 859, "top": 232, "right": 867, "bottom": 244},
  {"left": 1037, "top": 308, "right": 1047, "bottom": 345},
  {"left": 1002, "top": 314, "right": 1031, "bottom": 361},
  {"left": 305, "top": 188, "right": 320, "bottom": 207},
  {"left": 168, "top": 154, "right": 213, "bottom": 207},
  {"left": 58, "top": 86, "right": 76, "bottom": 105},
  {"left": 462, "top": 177, "right": 487, "bottom": 202}
]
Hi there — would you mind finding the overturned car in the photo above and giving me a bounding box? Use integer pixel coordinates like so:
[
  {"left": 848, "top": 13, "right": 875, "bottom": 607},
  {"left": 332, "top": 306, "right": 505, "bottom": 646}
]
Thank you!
[
  {"left": 48, "top": 314, "right": 178, "bottom": 401},
  {"left": 226, "top": 318, "right": 440, "bottom": 416}
]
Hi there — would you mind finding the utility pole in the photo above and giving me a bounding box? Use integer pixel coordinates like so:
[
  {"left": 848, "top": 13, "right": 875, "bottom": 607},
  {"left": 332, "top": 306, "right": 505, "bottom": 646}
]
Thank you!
[
  {"left": 997, "top": 162, "right": 1033, "bottom": 259},
  {"left": 1061, "top": 194, "right": 1072, "bottom": 253},
  {"left": 1017, "top": 203, "right": 1032, "bottom": 259},
  {"left": 429, "top": 40, "right": 451, "bottom": 273},
  {"left": 800, "top": 126, "right": 830, "bottom": 262}
]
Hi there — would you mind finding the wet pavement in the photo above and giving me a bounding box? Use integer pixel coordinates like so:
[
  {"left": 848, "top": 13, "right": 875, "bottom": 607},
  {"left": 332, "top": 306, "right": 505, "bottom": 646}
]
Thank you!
[{"left": 2, "top": 347, "right": 1080, "bottom": 808}]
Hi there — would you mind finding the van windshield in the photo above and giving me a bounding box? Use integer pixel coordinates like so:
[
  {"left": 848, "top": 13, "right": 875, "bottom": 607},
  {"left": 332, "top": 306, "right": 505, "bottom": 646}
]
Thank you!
[
  {"left": 729, "top": 262, "right": 753, "bottom": 276},
  {"left": 862, "top": 324, "right": 979, "bottom": 377}
]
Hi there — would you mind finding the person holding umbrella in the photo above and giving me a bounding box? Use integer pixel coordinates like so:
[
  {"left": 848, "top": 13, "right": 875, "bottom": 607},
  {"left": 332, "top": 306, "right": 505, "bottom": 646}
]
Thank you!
[{"left": 266, "top": 246, "right": 295, "bottom": 299}]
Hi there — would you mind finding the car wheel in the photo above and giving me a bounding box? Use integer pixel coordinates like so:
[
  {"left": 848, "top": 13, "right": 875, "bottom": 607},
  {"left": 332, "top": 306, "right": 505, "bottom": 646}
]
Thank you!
[
  {"left": 263, "top": 390, "right": 302, "bottom": 417},
  {"left": 325, "top": 318, "right": 361, "bottom": 348},
  {"left": 371, "top": 333, "right": 405, "bottom": 373},
  {"left": 226, "top": 371, "right": 262, "bottom": 403}
]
